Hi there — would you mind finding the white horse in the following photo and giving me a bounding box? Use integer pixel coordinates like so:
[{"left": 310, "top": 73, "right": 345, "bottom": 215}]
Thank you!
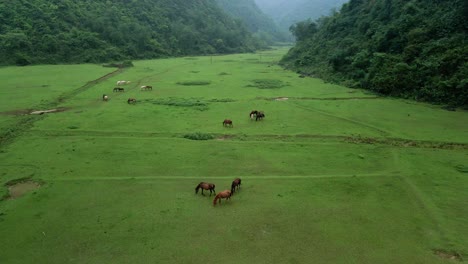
[
  {"left": 117, "top": 80, "right": 131, "bottom": 85},
  {"left": 140, "top": 85, "right": 152, "bottom": 91}
]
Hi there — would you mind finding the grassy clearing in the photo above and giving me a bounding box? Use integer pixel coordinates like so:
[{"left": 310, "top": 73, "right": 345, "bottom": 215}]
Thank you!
[{"left": 0, "top": 47, "right": 467, "bottom": 263}]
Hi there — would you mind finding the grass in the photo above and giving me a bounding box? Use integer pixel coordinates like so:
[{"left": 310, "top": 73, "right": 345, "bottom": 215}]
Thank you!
[{"left": 0, "top": 47, "right": 467, "bottom": 263}]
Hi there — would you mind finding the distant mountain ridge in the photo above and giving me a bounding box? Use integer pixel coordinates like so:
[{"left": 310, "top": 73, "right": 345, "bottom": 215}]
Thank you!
[
  {"left": 215, "top": 0, "right": 289, "bottom": 43},
  {"left": 0, "top": 0, "right": 264, "bottom": 65}
]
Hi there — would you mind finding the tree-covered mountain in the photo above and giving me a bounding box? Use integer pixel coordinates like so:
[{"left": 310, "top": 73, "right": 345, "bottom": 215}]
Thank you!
[
  {"left": 254, "top": 0, "right": 349, "bottom": 31},
  {"left": 214, "top": 0, "right": 289, "bottom": 44},
  {"left": 0, "top": 0, "right": 264, "bottom": 65},
  {"left": 281, "top": 0, "right": 468, "bottom": 107}
]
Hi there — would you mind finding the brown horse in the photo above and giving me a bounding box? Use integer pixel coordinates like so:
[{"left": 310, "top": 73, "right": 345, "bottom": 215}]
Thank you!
[
  {"left": 113, "top": 87, "right": 124, "bottom": 92},
  {"left": 213, "top": 190, "right": 231, "bottom": 206},
  {"left": 223, "top": 119, "right": 233, "bottom": 127},
  {"left": 127, "top": 98, "right": 137, "bottom": 104},
  {"left": 195, "top": 182, "right": 216, "bottom": 196},
  {"left": 231, "top": 178, "right": 241, "bottom": 194}
]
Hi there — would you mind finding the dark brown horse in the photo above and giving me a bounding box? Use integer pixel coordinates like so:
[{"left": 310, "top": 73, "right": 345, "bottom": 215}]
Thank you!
[
  {"left": 231, "top": 178, "right": 241, "bottom": 194},
  {"left": 256, "top": 111, "right": 265, "bottom": 121},
  {"left": 113, "top": 87, "right": 124, "bottom": 92},
  {"left": 195, "top": 182, "right": 216, "bottom": 196},
  {"left": 127, "top": 98, "right": 137, "bottom": 104},
  {"left": 213, "top": 190, "right": 231, "bottom": 206},
  {"left": 249, "top": 110, "right": 265, "bottom": 121},
  {"left": 223, "top": 119, "right": 233, "bottom": 127}
]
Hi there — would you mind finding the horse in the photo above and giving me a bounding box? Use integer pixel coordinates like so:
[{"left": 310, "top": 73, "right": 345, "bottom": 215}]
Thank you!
[
  {"left": 140, "top": 85, "right": 152, "bottom": 91},
  {"left": 195, "top": 182, "right": 216, "bottom": 196},
  {"left": 231, "top": 178, "right": 241, "bottom": 194},
  {"left": 250, "top": 110, "right": 258, "bottom": 120},
  {"left": 223, "top": 119, "right": 233, "bottom": 127},
  {"left": 102, "top": 94, "right": 109, "bottom": 101},
  {"left": 113, "top": 87, "right": 124, "bottom": 92},
  {"left": 256, "top": 111, "right": 265, "bottom": 121},
  {"left": 117, "top": 80, "right": 131, "bottom": 85},
  {"left": 127, "top": 98, "right": 137, "bottom": 104},
  {"left": 213, "top": 190, "right": 232, "bottom": 206}
]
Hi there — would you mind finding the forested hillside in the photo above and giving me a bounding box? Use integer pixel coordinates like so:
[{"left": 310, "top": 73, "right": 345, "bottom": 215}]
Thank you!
[
  {"left": 0, "top": 0, "right": 264, "bottom": 65},
  {"left": 215, "top": 0, "right": 288, "bottom": 44},
  {"left": 254, "top": 0, "right": 348, "bottom": 31},
  {"left": 281, "top": 0, "right": 468, "bottom": 107}
]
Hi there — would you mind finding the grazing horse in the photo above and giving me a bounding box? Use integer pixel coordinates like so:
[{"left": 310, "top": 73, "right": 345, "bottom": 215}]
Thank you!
[
  {"left": 140, "top": 85, "right": 152, "bottom": 91},
  {"left": 223, "top": 119, "right": 233, "bottom": 127},
  {"left": 102, "top": 94, "right": 109, "bottom": 101},
  {"left": 213, "top": 190, "right": 232, "bottom": 206},
  {"left": 117, "top": 80, "right": 131, "bottom": 85},
  {"left": 127, "top": 98, "right": 137, "bottom": 104},
  {"left": 231, "top": 178, "right": 241, "bottom": 194},
  {"left": 256, "top": 111, "right": 265, "bottom": 121},
  {"left": 195, "top": 182, "right": 216, "bottom": 196},
  {"left": 113, "top": 87, "right": 124, "bottom": 92},
  {"left": 249, "top": 110, "right": 265, "bottom": 121},
  {"left": 250, "top": 110, "right": 258, "bottom": 120}
]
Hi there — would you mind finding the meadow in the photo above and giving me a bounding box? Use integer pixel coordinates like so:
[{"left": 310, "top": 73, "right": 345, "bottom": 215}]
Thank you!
[{"left": 0, "top": 47, "right": 467, "bottom": 263}]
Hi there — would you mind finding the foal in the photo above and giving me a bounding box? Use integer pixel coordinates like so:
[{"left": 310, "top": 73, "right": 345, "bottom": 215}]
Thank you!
[
  {"left": 195, "top": 182, "right": 216, "bottom": 196},
  {"left": 213, "top": 190, "right": 231, "bottom": 206}
]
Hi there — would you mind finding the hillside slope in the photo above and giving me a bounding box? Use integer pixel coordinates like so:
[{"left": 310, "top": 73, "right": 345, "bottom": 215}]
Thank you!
[
  {"left": 0, "top": 0, "right": 263, "bottom": 65},
  {"left": 281, "top": 0, "right": 468, "bottom": 107}
]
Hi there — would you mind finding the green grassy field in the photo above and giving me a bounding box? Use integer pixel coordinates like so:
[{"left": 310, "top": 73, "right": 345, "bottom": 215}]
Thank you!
[{"left": 0, "top": 47, "right": 467, "bottom": 263}]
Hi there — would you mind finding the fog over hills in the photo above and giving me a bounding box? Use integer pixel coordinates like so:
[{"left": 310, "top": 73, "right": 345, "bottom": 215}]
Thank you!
[{"left": 254, "top": 0, "right": 349, "bottom": 30}]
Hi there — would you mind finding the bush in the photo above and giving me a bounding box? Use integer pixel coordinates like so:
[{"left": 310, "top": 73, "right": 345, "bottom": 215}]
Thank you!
[{"left": 183, "top": 132, "right": 214, "bottom": 140}]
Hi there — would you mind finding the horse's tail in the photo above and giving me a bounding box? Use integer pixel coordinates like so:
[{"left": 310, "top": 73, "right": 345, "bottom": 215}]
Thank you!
[{"left": 213, "top": 194, "right": 220, "bottom": 206}]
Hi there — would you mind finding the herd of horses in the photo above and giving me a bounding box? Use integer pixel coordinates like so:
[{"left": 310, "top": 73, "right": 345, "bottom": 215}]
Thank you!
[
  {"left": 102, "top": 81, "right": 151, "bottom": 105},
  {"left": 103, "top": 80, "right": 267, "bottom": 125},
  {"left": 222, "top": 110, "right": 266, "bottom": 128},
  {"left": 195, "top": 178, "right": 242, "bottom": 206}
]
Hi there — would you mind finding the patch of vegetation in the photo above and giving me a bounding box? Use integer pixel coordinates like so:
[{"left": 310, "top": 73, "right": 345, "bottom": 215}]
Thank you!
[
  {"left": 247, "top": 79, "right": 288, "bottom": 89},
  {"left": 183, "top": 132, "right": 214, "bottom": 141},
  {"left": 67, "top": 126, "right": 79, "bottom": 129},
  {"left": 218, "top": 72, "right": 230, "bottom": 76},
  {"left": 145, "top": 98, "right": 209, "bottom": 111},
  {"left": 102, "top": 60, "right": 134, "bottom": 68},
  {"left": 455, "top": 165, "right": 468, "bottom": 173},
  {"left": 176, "top": 81, "right": 211, "bottom": 86},
  {"left": 207, "top": 98, "right": 236, "bottom": 103},
  {"left": 190, "top": 71, "right": 200, "bottom": 73}
]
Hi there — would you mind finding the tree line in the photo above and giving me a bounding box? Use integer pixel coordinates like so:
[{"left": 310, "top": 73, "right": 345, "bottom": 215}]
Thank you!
[
  {"left": 281, "top": 0, "right": 468, "bottom": 107},
  {"left": 0, "top": 0, "right": 265, "bottom": 66}
]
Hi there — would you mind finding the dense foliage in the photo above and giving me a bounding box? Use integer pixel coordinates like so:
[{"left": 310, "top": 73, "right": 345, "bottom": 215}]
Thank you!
[
  {"left": 281, "top": 0, "right": 468, "bottom": 107},
  {"left": 254, "top": 0, "right": 348, "bottom": 32},
  {"left": 215, "top": 0, "right": 289, "bottom": 44},
  {"left": 0, "top": 0, "right": 264, "bottom": 65}
]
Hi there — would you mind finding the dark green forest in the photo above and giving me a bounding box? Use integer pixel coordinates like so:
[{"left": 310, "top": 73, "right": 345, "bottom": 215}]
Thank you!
[
  {"left": 215, "top": 0, "right": 289, "bottom": 44},
  {"left": 0, "top": 0, "right": 265, "bottom": 65},
  {"left": 281, "top": 0, "right": 468, "bottom": 107}
]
